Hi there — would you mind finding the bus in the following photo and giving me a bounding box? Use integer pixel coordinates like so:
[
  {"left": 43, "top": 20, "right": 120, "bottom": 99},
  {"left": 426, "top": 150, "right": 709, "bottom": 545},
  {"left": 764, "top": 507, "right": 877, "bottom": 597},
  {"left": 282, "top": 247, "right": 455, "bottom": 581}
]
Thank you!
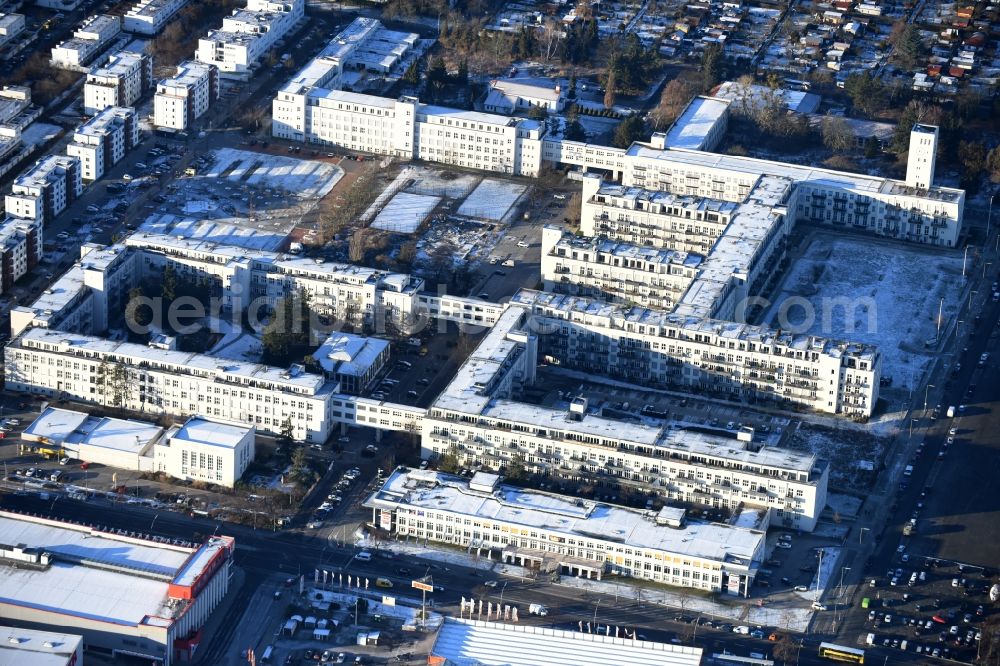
[{"left": 818, "top": 642, "right": 865, "bottom": 664}]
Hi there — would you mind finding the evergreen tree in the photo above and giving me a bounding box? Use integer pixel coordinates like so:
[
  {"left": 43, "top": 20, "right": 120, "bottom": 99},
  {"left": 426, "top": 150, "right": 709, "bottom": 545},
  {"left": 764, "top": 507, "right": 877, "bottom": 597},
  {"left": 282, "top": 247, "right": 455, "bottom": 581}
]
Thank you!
[
  {"left": 613, "top": 115, "right": 646, "bottom": 148},
  {"left": 700, "top": 43, "right": 723, "bottom": 92},
  {"left": 402, "top": 60, "right": 420, "bottom": 85}
]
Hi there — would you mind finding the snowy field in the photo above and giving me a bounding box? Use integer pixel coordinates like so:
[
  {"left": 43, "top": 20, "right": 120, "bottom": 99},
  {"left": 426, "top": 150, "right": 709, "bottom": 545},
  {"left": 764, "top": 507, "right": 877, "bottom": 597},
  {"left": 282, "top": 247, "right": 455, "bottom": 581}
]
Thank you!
[
  {"left": 140, "top": 215, "right": 288, "bottom": 252},
  {"left": 457, "top": 179, "right": 527, "bottom": 220},
  {"left": 371, "top": 192, "right": 441, "bottom": 233},
  {"left": 762, "top": 235, "right": 966, "bottom": 391},
  {"left": 784, "top": 423, "right": 887, "bottom": 492},
  {"left": 205, "top": 148, "right": 342, "bottom": 200}
]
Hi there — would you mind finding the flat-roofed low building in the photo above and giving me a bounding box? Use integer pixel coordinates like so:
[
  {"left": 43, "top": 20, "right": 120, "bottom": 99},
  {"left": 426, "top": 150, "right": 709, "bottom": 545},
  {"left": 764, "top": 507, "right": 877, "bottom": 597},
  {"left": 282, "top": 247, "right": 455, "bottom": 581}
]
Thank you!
[
  {"left": 21, "top": 405, "right": 165, "bottom": 469},
  {"left": 83, "top": 49, "right": 152, "bottom": 114},
  {"left": 0, "top": 626, "right": 82, "bottom": 666},
  {"left": 663, "top": 95, "right": 730, "bottom": 152},
  {"left": 123, "top": 0, "right": 189, "bottom": 35},
  {"left": 0, "top": 511, "right": 233, "bottom": 665},
  {"left": 156, "top": 417, "right": 255, "bottom": 488},
  {"left": 153, "top": 60, "right": 219, "bottom": 130},
  {"left": 484, "top": 77, "right": 567, "bottom": 115},
  {"left": 367, "top": 468, "right": 765, "bottom": 595},
  {"left": 430, "top": 618, "right": 703, "bottom": 666}
]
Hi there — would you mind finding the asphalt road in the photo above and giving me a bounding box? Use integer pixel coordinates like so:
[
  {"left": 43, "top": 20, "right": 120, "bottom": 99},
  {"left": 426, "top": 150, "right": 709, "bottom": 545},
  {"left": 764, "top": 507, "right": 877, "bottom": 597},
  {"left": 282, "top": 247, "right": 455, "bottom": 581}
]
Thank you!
[{"left": 0, "top": 490, "right": 936, "bottom": 666}]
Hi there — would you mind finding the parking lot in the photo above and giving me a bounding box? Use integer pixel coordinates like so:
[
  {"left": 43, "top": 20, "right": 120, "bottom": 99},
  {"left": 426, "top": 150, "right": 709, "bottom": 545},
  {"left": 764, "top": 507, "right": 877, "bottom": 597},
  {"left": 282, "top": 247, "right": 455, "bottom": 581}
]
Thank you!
[{"left": 859, "top": 554, "right": 994, "bottom": 661}]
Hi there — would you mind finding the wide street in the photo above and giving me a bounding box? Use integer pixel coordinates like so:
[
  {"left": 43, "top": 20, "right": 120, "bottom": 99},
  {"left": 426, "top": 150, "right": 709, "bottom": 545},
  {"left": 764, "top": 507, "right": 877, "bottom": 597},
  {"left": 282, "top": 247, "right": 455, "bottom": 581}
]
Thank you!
[{"left": 0, "top": 488, "right": 932, "bottom": 666}]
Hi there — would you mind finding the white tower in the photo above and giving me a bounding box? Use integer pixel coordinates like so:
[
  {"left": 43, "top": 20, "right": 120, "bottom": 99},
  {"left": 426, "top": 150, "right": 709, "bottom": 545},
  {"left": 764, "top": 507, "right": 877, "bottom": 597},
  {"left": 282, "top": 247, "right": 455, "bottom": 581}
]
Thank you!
[{"left": 905, "top": 123, "right": 939, "bottom": 190}]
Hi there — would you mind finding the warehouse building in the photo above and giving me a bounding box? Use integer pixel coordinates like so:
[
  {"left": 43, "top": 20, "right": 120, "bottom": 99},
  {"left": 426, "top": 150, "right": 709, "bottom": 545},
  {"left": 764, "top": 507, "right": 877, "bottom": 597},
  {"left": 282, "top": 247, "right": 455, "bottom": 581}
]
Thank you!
[
  {"left": 367, "top": 469, "right": 765, "bottom": 595},
  {"left": 0, "top": 511, "right": 234, "bottom": 665}
]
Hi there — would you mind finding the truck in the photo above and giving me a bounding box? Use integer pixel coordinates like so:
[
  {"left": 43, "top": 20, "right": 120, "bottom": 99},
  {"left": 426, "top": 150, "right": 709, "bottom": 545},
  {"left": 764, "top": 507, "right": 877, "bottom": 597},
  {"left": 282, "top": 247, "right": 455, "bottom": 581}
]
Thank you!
[
  {"left": 947, "top": 405, "right": 956, "bottom": 418},
  {"left": 904, "top": 465, "right": 914, "bottom": 477},
  {"left": 528, "top": 604, "right": 548, "bottom": 616},
  {"left": 866, "top": 633, "right": 876, "bottom": 646}
]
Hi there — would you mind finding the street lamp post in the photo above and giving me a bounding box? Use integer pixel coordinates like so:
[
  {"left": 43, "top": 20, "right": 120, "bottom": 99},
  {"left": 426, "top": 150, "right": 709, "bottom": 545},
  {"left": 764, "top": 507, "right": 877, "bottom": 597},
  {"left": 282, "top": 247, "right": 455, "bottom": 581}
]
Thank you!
[
  {"left": 924, "top": 384, "right": 935, "bottom": 413},
  {"left": 859, "top": 526, "right": 869, "bottom": 545},
  {"left": 593, "top": 599, "right": 601, "bottom": 628},
  {"left": 839, "top": 566, "right": 851, "bottom": 600}
]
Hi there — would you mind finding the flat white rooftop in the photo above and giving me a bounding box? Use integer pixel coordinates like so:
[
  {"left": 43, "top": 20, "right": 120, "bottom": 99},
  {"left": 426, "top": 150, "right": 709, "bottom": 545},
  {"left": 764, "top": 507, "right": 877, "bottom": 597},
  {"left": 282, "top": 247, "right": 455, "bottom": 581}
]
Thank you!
[
  {"left": 430, "top": 618, "right": 703, "bottom": 666},
  {"left": 22, "top": 407, "right": 90, "bottom": 444},
  {"left": 0, "top": 625, "right": 82, "bottom": 666},
  {"left": 171, "top": 417, "right": 251, "bottom": 450},
  {"left": 369, "top": 469, "right": 764, "bottom": 565},
  {"left": 664, "top": 96, "right": 729, "bottom": 150}
]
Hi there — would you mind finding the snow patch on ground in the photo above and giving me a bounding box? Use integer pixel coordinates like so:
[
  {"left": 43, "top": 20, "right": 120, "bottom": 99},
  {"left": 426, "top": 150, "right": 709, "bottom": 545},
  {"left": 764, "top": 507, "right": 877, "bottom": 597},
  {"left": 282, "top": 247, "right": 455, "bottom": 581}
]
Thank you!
[
  {"left": 139, "top": 215, "right": 289, "bottom": 252},
  {"left": 784, "top": 423, "right": 886, "bottom": 492},
  {"left": 371, "top": 192, "right": 441, "bottom": 233},
  {"left": 457, "top": 179, "right": 527, "bottom": 220},
  {"left": 182, "top": 200, "right": 219, "bottom": 214},
  {"left": 825, "top": 493, "right": 863, "bottom": 519},
  {"left": 405, "top": 168, "right": 480, "bottom": 199},
  {"left": 762, "top": 235, "right": 965, "bottom": 391}
]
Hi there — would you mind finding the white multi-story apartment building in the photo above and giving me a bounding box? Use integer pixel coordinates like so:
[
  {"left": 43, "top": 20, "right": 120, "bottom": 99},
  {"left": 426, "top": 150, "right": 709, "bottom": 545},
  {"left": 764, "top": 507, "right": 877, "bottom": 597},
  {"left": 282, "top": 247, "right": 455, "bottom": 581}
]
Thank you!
[
  {"left": 50, "top": 14, "right": 122, "bottom": 69},
  {"left": 123, "top": 0, "right": 189, "bottom": 35},
  {"left": 273, "top": 90, "right": 545, "bottom": 177},
  {"left": 367, "top": 469, "right": 766, "bottom": 595},
  {"left": 541, "top": 225, "right": 703, "bottom": 311},
  {"left": 5, "top": 155, "right": 82, "bottom": 223},
  {"left": 0, "top": 215, "right": 42, "bottom": 296},
  {"left": 0, "top": 86, "right": 33, "bottom": 126},
  {"left": 83, "top": 50, "right": 152, "bottom": 115},
  {"left": 905, "top": 123, "right": 938, "bottom": 190},
  {"left": 153, "top": 60, "right": 219, "bottom": 130},
  {"left": 0, "top": 12, "right": 26, "bottom": 49},
  {"left": 420, "top": 303, "right": 835, "bottom": 531},
  {"left": 66, "top": 106, "right": 139, "bottom": 181},
  {"left": 579, "top": 176, "right": 738, "bottom": 254},
  {"left": 195, "top": 0, "right": 304, "bottom": 76},
  {"left": 4, "top": 327, "right": 339, "bottom": 443}
]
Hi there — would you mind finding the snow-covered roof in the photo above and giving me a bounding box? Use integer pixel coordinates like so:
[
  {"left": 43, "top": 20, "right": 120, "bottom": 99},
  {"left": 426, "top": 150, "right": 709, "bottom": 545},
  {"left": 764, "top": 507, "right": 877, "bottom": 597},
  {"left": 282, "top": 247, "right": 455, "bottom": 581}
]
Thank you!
[
  {"left": 0, "top": 626, "right": 82, "bottom": 666},
  {"left": 314, "top": 333, "right": 388, "bottom": 377},
  {"left": 664, "top": 96, "right": 730, "bottom": 150},
  {"left": 369, "top": 469, "right": 764, "bottom": 567},
  {"left": 430, "top": 618, "right": 703, "bottom": 666},
  {"left": 22, "top": 407, "right": 92, "bottom": 444},
  {"left": 170, "top": 417, "right": 252, "bottom": 450}
]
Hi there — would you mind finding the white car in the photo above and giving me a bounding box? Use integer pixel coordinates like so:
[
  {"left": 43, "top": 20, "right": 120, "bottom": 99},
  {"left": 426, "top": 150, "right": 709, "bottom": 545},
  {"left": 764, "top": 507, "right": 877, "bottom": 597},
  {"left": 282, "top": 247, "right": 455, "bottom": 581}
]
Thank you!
[
  {"left": 484, "top": 580, "right": 498, "bottom": 588},
  {"left": 776, "top": 541, "right": 792, "bottom": 549},
  {"left": 948, "top": 428, "right": 957, "bottom": 436},
  {"left": 733, "top": 625, "right": 750, "bottom": 634},
  {"left": 517, "top": 240, "right": 529, "bottom": 248},
  {"left": 812, "top": 602, "right": 827, "bottom": 611}
]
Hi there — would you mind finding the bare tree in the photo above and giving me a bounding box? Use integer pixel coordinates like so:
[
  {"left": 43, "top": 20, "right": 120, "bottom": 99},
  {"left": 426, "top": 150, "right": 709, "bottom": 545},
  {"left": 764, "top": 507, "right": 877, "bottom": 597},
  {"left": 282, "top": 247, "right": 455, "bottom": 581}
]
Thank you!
[
  {"left": 539, "top": 20, "right": 563, "bottom": 62},
  {"left": 349, "top": 228, "right": 370, "bottom": 263},
  {"left": 821, "top": 115, "right": 855, "bottom": 152},
  {"left": 649, "top": 78, "right": 696, "bottom": 130}
]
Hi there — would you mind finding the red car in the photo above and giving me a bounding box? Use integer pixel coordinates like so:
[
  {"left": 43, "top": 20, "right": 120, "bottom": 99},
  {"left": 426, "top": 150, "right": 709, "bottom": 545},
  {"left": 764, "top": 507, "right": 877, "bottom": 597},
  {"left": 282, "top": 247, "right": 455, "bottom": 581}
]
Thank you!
[{"left": 932, "top": 615, "right": 947, "bottom": 624}]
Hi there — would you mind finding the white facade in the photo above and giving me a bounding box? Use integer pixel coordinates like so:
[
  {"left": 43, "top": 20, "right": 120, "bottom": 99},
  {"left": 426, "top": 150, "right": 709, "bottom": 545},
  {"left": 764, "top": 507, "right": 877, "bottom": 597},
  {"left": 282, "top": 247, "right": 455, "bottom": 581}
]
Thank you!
[
  {"left": 313, "top": 332, "right": 390, "bottom": 394},
  {"left": 483, "top": 78, "right": 567, "bottom": 114},
  {"left": 0, "top": 215, "right": 43, "bottom": 296},
  {"left": 50, "top": 14, "right": 122, "bottom": 68},
  {"left": 154, "top": 60, "right": 218, "bottom": 130},
  {"left": 5, "top": 327, "right": 338, "bottom": 443},
  {"left": 5, "top": 155, "right": 82, "bottom": 223},
  {"left": 84, "top": 50, "right": 152, "bottom": 115},
  {"left": 195, "top": 0, "right": 304, "bottom": 75},
  {"left": 0, "top": 13, "right": 26, "bottom": 49},
  {"left": 66, "top": 106, "right": 139, "bottom": 181},
  {"left": 421, "top": 303, "right": 836, "bottom": 531},
  {"left": 367, "top": 469, "right": 766, "bottom": 594},
  {"left": 273, "top": 90, "right": 545, "bottom": 177},
  {"left": 156, "top": 417, "right": 255, "bottom": 488},
  {"left": 0, "top": 626, "right": 82, "bottom": 665},
  {"left": 541, "top": 225, "right": 702, "bottom": 311},
  {"left": 124, "top": 0, "right": 189, "bottom": 35},
  {"left": 906, "top": 123, "right": 938, "bottom": 190}
]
